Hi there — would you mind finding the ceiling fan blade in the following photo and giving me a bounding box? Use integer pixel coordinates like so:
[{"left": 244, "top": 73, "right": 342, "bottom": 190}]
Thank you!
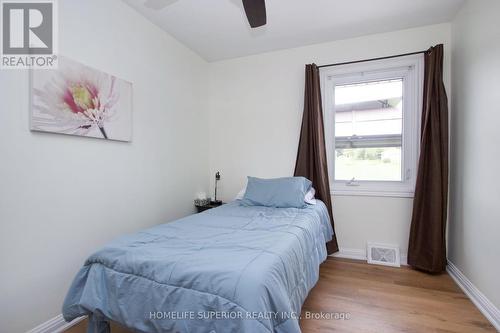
[{"left": 242, "top": 0, "right": 267, "bottom": 28}]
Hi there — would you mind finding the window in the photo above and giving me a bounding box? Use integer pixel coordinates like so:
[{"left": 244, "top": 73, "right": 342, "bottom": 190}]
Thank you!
[{"left": 321, "top": 55, "right": 424, "bottom": 197}]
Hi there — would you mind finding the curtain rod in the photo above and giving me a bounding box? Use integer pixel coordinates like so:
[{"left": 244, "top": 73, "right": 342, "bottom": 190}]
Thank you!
[{"left": 317, "top": 50, "right": 428, "bottom": 69}]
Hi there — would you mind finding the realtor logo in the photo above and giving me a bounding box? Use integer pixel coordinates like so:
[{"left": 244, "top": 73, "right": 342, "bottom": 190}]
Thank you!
[{"left": 1, "top": 0, "right": 58, "bottom": 69}]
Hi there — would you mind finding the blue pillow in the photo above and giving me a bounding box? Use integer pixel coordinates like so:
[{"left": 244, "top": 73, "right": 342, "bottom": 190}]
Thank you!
[{"left": 241, "top": 176, "right": 312, "bottom": 208}]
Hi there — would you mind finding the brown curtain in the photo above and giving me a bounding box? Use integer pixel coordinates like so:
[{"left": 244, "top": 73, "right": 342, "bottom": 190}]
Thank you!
[
  {"left": 295, "top": 64, "right": 339, "bottom": 254},
  {"left": 408, "top": 44, "right": 449, "bottom": 273}
]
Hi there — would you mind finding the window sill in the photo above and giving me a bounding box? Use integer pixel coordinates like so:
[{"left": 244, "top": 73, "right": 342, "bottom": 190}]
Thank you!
[{"left": 331, "top": 190, "right": 414, "bottom": 198}]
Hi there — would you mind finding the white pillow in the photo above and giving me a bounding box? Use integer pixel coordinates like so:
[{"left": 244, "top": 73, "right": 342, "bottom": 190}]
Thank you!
[
  {"left": 235, "top": 187, "right": 246, "bottom": 200},
  {"left": 305, "top": 187, "right": 317, "bottom": 205},
  {"left": 235, "top": 184, "right": 317, "bottom": 205}
]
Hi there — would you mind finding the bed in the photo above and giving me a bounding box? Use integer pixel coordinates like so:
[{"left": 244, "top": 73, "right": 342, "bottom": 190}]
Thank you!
[{"left": 63, "top": 200, "right": 333, "bottom": 333}]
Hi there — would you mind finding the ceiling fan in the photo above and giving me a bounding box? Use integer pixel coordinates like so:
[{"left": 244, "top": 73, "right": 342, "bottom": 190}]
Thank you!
[
  {"left": 241, "top": 0, "right": 266, "bottom": 28},
  {"left": 144, "top": 0, "right": 267, "bottom": 28}
]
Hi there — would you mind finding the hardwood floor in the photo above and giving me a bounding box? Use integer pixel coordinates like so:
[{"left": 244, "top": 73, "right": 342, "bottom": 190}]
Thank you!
[
  {"left": 65, "top": 258, "right": 495, "bottom": 333},
  {"left": 299, "top": 258, "right": 495, "bottom": 332}
]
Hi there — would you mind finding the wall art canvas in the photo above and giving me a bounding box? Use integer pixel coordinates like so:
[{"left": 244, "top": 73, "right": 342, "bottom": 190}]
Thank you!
[{"left": 31, "top": 56, "right": 132, "bottom": 141}]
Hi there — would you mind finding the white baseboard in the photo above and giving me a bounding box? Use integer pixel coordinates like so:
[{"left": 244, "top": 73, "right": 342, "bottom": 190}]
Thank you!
[
  {"left": 332, "top": 247, "right": 366, "bottom": 261},
  {"left": 447, "top": 261, "right": 500, "bottom": 331},
  {"left": 26, "top": 314, "right": 86, "bottom": 333},
  {"left": 332, "top": 247, "right": 408, "bottom": 266}
]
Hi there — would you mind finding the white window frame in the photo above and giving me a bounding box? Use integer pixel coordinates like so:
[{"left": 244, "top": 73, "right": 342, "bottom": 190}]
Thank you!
[{"left": 320, "top": 55, "right": 424, "bottom": 197}]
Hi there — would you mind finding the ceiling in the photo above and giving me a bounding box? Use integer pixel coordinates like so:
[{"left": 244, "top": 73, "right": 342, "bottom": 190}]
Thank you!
[{"left": 123, "top": 0, "right": 465, "bottom": 62}]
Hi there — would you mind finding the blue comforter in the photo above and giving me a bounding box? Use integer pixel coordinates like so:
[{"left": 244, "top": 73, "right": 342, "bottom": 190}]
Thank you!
[{"left": 63, "top": 201, "right": 333, "bottom": 333}]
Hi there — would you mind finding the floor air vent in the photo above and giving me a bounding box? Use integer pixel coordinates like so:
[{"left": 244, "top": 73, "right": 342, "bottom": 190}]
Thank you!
[{"left": 367, "top": 243, "right": 401, "bottom": 267}]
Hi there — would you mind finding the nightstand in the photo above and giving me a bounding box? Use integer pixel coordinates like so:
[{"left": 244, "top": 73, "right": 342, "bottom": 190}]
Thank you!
[{"left": 195, "top": 202, "right": 224, "bottom": 213}]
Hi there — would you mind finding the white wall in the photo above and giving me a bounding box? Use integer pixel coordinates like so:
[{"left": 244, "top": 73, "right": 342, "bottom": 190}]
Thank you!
[
  {"left": 207, "top": 24, "right": 451, "bottom": 257},
  {"left": 0, "top": 0, "right": 209, "bottom": 332},
  {"left": 449, "top": 0, "right": 500, "bottom": 310}
]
